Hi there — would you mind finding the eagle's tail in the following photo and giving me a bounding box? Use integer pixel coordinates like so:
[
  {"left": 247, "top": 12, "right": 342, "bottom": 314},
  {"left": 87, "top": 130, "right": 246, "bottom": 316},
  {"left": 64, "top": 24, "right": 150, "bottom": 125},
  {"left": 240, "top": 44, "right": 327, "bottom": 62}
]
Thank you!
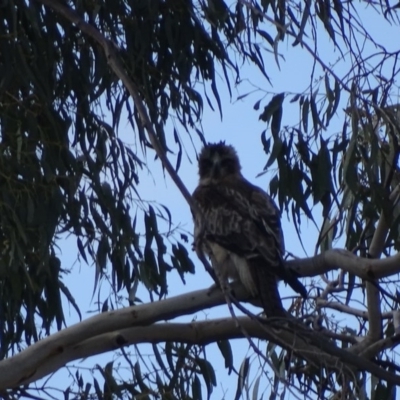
[
  {"left": 281, "top": 268, "right": 308, "bottom": 299},
  {"left": 251, "top": 262, "right": 287, "bottom": 318}
]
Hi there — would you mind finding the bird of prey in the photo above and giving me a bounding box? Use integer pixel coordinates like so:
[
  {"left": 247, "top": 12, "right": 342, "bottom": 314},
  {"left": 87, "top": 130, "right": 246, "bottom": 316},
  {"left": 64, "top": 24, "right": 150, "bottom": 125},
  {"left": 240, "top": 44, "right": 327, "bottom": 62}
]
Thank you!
[{"left": 192, "top": 142, "right": 307, "bottom": 318}]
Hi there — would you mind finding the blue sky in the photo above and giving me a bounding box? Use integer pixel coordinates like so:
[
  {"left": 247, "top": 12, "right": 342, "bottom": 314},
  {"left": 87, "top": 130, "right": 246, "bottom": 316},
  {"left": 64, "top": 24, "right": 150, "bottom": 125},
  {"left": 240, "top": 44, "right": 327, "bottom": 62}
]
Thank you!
[{"left": 32, "top": 3, "right": 400, "bottom": 399}]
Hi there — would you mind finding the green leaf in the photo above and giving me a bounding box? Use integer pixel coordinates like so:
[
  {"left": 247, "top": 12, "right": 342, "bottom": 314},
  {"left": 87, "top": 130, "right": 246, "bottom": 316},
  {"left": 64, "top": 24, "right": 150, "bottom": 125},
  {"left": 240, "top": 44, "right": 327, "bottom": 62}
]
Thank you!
[
  {"left": 192, "top": 375, "right": 202, "bottom": 400},
  {"left": 252, "top": 375, "right": 261, "bottom": 400},
  {"left": 259, "top": 93, "right": 284, "bottom": 127},
  {"left": 292, "top": 0, "right": 311, "bottom": 46},
  {"left": 236, "top": 92, "right": 251, "bottom": 101},
  {"left": 289, "top": 164, "right": 311, "bottom": 217},
  {"left": 142, "top": 247, "right": 160, "bottom": 290},
  {"left": 256, "top": 29, "right": 274, "bottom": 46},
  {"left": 253, "top": 98, "right": 262, "bottom": 110},
  {"left": 314, "top": 139, "right": 332, "bottom": 213},
  {"left": 261, "top": 130, "right": 270, "bottom": 154},
  {"left": 265, "top": 136, "right": 283, "bottom": 169},
  {"left": 290, "top": 93, "right": 301, "bottom": 103},
  {"left": 269, "top": 174, "right": 279, "bottom": 197},
  {"left": 234, "top": 357, "right": 250, "bottom": 400},
  {"left": 271, "top": 102, "right": 283, "bottom": 137},
  {"left": 310, "top": 94, "right": 324, "bottom": 134},
  {"left": 172, "top": 243, "right": 195, "bottom": 275},
  {"left": 196, "top": 357, "right": 216, "bottom": 397},
  {"left": 134, "top": 362, "right": 151, "bottom": 393},
  {"left": 372, "top": 382, "right": 391, "bottom": 400},
  {"left": 302, "top": 98, "right": 309, "bottom": 132},
  {"left": 93, "top": 378, "right": 103, "bottom": 399},
  {"left": 331, "top": 79, "right": 341, "bottom": 119},
  {"left": 345, "top": 273, "right": 355, "bottom": 306},
  {"left": 343, "top": 131, "right": 359, "bottom": 194},
  {"left": 96, "top": 236, "right": 109, "bottom": 272},
  {"left": 318, "top": 218, "right": 334, "bottom": 252},
  {"left": 77, "top": 238, "right": 88, "bottom": 264},
  {"left": 217, "top": 340, "right": 233, "bottom": 373}
]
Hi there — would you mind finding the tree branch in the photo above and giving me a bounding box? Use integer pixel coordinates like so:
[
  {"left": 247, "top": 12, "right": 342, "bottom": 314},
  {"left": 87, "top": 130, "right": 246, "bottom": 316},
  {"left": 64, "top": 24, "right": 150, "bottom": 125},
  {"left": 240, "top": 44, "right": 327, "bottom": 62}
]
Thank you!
[
  {"left": 6, "top": 314, "right": 400, "bottom": 389},
  {"left": 316, "top": 299, "right": 393, "bottom": 320},
  {"left": 363, "top": 185, "right": 399, "bottom": 341},
  {"left": 286, "top": 249, "right": 400, "bottom": 280},
  {"left": 0, "top": 284, "right": 244, "bottom": 389},
  {"left": 0, "top": 246, "right": 397, "bottom": 389}
]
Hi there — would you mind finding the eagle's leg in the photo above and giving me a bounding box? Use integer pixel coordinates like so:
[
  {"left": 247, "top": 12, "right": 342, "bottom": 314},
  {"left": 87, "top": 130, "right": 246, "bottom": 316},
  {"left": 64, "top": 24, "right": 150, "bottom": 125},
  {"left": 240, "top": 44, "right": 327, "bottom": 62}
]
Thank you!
[
  {"left": 206, "top": 253, "right": 235, "bottom": 297},
  {"left": 206, "top": 268, "right": 233, "bottom": 296},
  {"left": 207, "top": 280, "right": 238, "bottom": 297},
  {"left": 207, "top": 282, "right": 219, "bottom": 295}
]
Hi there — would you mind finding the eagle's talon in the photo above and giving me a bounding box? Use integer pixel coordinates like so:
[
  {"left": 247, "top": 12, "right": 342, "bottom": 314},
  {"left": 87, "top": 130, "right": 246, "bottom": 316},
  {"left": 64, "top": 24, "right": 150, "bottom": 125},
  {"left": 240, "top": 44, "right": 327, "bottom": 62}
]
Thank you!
[
  {"left": 207, "top": 281, "right": 235, "bottom": 297},
  {"left": 207, "top": 282, "right": 220, "bottom": 296}
]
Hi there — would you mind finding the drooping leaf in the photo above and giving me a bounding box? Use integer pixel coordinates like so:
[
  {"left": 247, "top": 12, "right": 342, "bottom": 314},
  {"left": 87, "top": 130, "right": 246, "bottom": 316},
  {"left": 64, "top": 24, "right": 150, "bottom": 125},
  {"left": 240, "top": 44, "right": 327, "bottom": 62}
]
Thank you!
[
  {"left": 234, "top": 357, "right": 250, "bottom": 400},
  {"left": 196, "top": 357, "right": 216, "bottom": 398},
  {"left": 259, "top": 93, "right": 285, "bottom": 127},
  {"left": 217, "top": 340, "right": 233, "bottom": 373}
]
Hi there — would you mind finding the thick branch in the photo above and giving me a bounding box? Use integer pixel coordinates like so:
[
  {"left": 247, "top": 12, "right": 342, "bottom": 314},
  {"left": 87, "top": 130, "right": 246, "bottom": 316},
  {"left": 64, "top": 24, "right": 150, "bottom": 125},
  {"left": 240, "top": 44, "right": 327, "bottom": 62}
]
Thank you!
[
  {"left": 0, "top": 285, "right": 244, "bottom": 389},
  {"left": 7, "top": 315, "right": 400, "bottom": 389},
  {"left": 360, "top": 334, "right": 400, "bottom": 359},
  {"left": 13, "top": 318, "right": 269, "bottom": 387},
  {"left": 364, "top": 186, "right": 394, "bottom": 341},
  {"left": 0, "top": 247, "right": 398, "bottom": 389},
  {"left": 287, "top": 249, "right": 400, "bottom": 280}
]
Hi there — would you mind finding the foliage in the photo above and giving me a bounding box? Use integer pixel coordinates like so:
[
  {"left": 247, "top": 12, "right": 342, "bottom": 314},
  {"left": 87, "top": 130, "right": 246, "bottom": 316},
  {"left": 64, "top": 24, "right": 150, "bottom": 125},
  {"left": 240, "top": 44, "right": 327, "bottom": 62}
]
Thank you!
[{"left": 1, "top": 0, "right": 400, "bottom": 399}]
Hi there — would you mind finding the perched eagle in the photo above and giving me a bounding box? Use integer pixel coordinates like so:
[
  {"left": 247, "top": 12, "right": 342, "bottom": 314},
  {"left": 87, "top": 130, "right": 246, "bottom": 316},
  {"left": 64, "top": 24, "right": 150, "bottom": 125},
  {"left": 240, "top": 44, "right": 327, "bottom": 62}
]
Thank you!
[{"left": 192, "top": 142, "right": 307, "bottom": 317}]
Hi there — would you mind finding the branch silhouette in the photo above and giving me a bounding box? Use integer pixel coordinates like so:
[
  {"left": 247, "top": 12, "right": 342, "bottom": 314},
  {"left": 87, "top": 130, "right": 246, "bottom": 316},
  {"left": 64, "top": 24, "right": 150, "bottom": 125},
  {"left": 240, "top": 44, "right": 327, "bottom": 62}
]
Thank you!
[{"left": 1, "top": 280, "right": 400, "bottom": 389}]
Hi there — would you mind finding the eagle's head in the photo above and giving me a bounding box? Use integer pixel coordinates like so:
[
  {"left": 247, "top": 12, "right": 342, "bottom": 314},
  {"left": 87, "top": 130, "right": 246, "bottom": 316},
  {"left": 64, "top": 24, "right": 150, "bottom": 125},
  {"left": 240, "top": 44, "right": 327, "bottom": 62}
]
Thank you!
[{"left": 198, "top": 142, "right": 241, "bottom": 183}]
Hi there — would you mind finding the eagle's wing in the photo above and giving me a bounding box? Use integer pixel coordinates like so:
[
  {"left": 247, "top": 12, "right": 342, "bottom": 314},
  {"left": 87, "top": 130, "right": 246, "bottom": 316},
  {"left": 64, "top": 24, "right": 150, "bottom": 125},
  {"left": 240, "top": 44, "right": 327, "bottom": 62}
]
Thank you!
[
  {"left": 192, "top": 178, "right": 306, "bottom": 317},
  {"left": 247, "top": 184, "right": 307, "bottom": 298}
]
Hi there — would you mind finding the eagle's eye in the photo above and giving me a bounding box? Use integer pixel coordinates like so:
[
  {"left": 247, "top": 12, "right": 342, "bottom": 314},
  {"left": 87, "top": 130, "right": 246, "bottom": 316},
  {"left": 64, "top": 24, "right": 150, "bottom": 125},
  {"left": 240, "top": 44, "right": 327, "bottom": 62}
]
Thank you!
[
  {"left": 199, "top": 158, "right": 213, "bottom": 176},
  {"left": 201, "top": 159, "right": 213, "bottom": 169}
]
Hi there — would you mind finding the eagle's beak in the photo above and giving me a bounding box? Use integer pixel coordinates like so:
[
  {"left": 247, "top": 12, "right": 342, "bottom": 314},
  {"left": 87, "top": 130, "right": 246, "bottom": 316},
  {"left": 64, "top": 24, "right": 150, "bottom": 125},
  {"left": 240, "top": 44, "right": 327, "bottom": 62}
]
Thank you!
[{"left": 211, "top": 161, "right": 220, "bottom": 178}]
